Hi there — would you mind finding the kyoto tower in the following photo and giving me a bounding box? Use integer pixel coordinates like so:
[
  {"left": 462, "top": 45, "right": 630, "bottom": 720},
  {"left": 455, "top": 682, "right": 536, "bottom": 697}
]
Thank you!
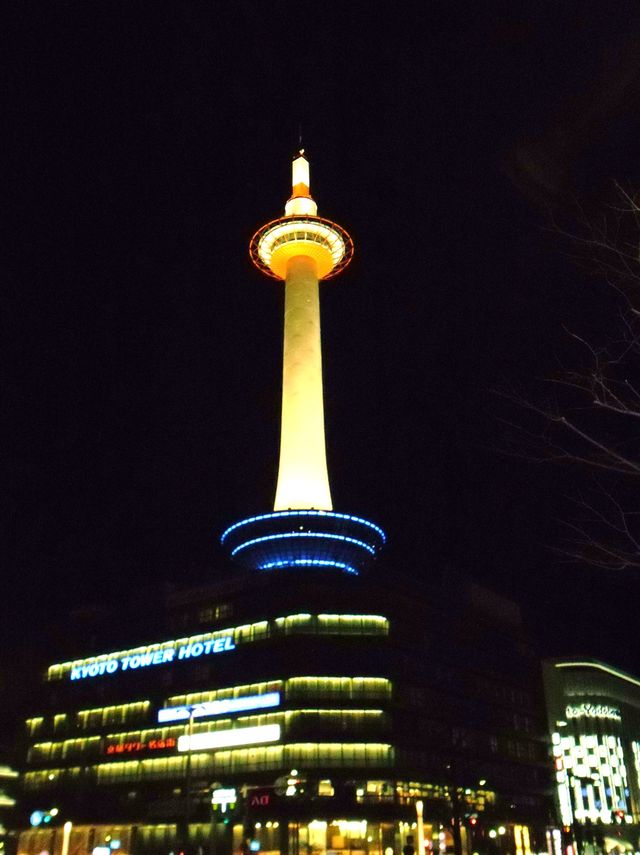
[{"left": 221, "top": 151, "right": 385, "bottom": 574}]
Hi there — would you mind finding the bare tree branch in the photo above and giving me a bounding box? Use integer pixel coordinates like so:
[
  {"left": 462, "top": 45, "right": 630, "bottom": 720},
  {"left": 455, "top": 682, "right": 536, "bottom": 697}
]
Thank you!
[{"left": 497, "top": 184, "right": 640, "bottom": 571}]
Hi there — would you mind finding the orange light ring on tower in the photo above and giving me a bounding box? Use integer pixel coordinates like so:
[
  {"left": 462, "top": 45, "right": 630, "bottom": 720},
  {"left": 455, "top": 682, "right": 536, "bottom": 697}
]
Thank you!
[{"left": 250, "top": 216, "right": 354, "bottom": 281}]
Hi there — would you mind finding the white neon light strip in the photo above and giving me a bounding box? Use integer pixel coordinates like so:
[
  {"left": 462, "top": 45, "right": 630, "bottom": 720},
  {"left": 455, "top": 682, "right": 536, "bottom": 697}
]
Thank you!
[
  {"left": 555, "top": 661, "right": 640, "bottom": 689},
  {"left": 177, "top": 724, "right": 281, "bottom": 752},
  {"left": 158, "top": 692, "right": 280, "bottom": 723},
  {"left": 232, "top": 531, "right": 376, "bottom": 557}
]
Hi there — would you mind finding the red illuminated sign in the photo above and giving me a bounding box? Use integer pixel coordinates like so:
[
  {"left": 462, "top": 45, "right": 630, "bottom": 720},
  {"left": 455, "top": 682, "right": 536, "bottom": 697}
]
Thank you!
[
  {"left": 106, "top": 737, "right": 176, "bottom": 755},
  {"left": 249, "top": 791, "right": 272, "bottom": 807}
]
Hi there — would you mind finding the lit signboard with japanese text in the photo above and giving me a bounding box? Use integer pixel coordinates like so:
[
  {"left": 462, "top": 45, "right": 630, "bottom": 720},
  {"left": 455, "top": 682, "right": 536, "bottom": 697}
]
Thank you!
[
  {"left": 158, "top": 692, "right": 280, "bottom": 723},
  {"left": 105, "top": 737, "right": 176, "bottom": 755}
]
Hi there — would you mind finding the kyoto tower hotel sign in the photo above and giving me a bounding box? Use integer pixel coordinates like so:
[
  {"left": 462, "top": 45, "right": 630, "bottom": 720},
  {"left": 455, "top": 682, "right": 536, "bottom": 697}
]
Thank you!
[{"left": 222, "top": 152, "right": 385, "bottom": 574}]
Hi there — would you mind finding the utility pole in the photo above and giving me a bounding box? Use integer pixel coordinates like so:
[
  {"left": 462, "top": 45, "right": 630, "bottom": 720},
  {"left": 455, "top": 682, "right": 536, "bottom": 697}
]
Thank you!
[{"left": 182, "top": 708, "right": 196, "bottom": 855}]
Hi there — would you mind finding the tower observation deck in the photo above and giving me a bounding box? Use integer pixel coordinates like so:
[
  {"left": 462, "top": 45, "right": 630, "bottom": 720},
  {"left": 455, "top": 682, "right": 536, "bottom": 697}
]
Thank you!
[{"left": 221, "top": 151, "right": 385, "bottom": 575}]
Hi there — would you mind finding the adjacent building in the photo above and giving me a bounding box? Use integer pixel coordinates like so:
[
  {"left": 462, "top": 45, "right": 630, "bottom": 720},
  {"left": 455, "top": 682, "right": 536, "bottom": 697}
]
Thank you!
[{"left": 543, "top": 659, "right": 640, "bottom": 854}]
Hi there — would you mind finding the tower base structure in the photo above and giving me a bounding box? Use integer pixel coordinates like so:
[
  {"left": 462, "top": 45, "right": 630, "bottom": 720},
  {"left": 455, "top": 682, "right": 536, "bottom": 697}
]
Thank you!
[{"left": 221, "top": 510, "right": 386, "bottom": 575}]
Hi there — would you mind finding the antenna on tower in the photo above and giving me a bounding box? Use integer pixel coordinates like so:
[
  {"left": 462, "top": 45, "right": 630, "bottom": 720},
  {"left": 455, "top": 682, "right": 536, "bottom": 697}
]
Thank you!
[{"left": 297, "top": 122, "right": 303, "bottom": 153}]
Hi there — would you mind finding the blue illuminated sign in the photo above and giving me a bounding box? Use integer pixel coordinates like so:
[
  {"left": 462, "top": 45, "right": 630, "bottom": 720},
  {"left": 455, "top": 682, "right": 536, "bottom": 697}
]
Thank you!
[
  {"left": 70, "top": 636, "right": 235, "bottom": 681},
  {"left": 158, "top": 692, "right": 281, "bottom": 723}
]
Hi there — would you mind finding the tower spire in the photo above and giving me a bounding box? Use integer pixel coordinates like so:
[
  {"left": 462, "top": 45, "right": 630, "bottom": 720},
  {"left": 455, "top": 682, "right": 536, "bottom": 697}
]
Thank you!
[{"left": 285, "top": 149, "right": 317, "bottom": 217}]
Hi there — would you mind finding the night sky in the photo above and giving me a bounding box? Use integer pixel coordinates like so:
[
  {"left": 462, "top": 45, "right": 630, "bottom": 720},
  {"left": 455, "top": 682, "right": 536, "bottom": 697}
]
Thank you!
[{"left": 5, "top": 1, "right": 640, "bottom": 697}]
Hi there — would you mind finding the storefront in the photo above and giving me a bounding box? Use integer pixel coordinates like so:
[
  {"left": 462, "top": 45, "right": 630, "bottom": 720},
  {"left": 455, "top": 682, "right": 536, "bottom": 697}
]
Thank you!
[{"left": 543, "top": 660, "right": 640, "bottom": 854}]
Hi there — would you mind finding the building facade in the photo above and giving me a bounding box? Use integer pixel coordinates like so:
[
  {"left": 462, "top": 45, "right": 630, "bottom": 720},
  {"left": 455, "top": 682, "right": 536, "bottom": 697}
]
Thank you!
[
  {"left": 19, "top": 570, "right": 551, "bottom": 855},
  {"left": 543, "top": 659, "right": 640, "bottom": 855}
]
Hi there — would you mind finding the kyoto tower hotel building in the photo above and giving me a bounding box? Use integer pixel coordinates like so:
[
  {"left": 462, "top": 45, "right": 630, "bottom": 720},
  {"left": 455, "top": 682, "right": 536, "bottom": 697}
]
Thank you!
[{"left": 18, "top": 154, "right": 550, "bottom": 855}]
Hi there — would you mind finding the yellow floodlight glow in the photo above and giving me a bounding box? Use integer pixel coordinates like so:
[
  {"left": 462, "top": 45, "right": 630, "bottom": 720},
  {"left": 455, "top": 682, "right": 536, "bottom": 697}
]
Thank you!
[
  {"left": 275, "top": 255, "right": 331, "bottom": 510},
  {"left": 177, "top": 723, "right": 281, "bottom": 752}
]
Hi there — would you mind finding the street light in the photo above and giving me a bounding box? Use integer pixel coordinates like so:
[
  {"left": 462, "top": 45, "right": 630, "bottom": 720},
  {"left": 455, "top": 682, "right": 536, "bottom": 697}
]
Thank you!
[
  {"left": 61, "top": 821, "right": 73, "bottom": 855},
  {"left": 182, "top": 706, "right": 197, "bottom": 855},
  {"left": 416, "top": 801, "right": 425, "bottom": 855}
]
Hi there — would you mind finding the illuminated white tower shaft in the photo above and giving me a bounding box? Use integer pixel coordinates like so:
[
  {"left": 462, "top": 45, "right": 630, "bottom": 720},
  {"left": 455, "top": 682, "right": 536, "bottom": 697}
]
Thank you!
[
  {"left": 276, "top": 253, "right": 331, "bottom": 509},
  {"left": 250, "top": 151, "right": 353, "bottom": 511}
]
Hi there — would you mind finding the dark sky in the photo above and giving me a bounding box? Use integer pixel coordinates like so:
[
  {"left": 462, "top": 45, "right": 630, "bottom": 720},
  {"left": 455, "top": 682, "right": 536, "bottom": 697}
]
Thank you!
[{"left": 4, "top": 1, "right": 640, "bottom": 684}]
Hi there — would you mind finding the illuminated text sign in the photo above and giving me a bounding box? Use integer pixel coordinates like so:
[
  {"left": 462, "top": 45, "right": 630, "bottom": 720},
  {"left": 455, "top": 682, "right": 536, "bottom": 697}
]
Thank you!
[
  {"left": 106, "top": 738, "right": 176, "bottom": 755},
  {"left": 212, "top": 788, "right": 237, "bottom": 813},
  {"left": 70, "top": 636, "right": 235, "bottom": 681},
  {"left": 249, "top": 790, "right": 276, "bottom": 808},
  {"left": 565, "top": 703, "right": 621, "bottom": 721},
  {"left": 177, "top": 723, "right": 281, "bottom": 752},
  {"left": 158, "top": 692, "right": 280, "bottom": 723}
]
